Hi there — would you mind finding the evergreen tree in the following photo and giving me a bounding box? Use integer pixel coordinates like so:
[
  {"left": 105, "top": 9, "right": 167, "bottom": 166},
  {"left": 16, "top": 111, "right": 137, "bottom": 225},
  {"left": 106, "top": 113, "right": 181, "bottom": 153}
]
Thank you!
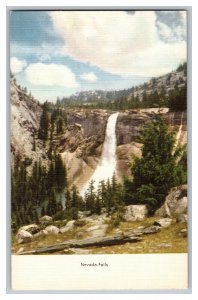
[
  {"left": 65, "top": 188, "right": 72, "bottom": 210},
  {"left": 38, "top": 102, "right": 50, "bottom": 141},
  {"left": 54, "top": 154, "right": 67, "bottom": 192},
  {"left": 131, "top": 114, "right": 187, "bottom": 214},
  {"left": 85, "top": 180, "right": 96, "bottom": 212},
  {"left": 47, "top": 189, "right": 58, "bottom": 216},
  {"left": 168, "top": 84, "right": 187, "bottom": 111}
]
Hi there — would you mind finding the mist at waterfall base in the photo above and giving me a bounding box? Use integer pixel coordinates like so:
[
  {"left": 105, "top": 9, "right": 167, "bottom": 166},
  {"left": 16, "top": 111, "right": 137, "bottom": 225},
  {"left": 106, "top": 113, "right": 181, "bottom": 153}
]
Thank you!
[{"left": 80, "top": 112, "right": 119, "bottom": 197}]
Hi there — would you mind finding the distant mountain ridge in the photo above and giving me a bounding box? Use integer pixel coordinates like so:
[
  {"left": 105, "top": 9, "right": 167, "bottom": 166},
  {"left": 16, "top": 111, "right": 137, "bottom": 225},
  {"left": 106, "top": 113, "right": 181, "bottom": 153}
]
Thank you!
[{"left": 59, "top": 63, "right": 187, "bottom": 105}]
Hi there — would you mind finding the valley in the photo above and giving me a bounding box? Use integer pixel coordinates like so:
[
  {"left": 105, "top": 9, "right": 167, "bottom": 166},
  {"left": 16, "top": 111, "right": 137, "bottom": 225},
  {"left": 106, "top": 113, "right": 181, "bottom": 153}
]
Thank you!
[{"left": 10, "top": 65, "right": 188, "bottom": 255}]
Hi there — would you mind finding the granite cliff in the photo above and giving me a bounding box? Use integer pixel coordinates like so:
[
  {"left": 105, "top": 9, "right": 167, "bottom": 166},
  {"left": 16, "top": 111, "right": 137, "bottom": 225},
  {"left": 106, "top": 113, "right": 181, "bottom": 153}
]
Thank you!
[{"left": 10, "top": 80, "right": 187, "bottom": 189}]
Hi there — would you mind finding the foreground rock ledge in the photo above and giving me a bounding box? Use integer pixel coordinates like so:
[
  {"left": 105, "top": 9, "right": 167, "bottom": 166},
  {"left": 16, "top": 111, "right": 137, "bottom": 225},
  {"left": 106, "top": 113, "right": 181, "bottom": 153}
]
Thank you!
[{"left": 18, "top": 233, "right": 142, "bottom": 255}]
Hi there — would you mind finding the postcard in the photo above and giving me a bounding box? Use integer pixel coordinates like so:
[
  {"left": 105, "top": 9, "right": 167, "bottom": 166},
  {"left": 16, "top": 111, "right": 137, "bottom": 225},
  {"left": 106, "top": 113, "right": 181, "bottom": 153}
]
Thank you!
[{"left": 9, "top": 8, "right": 189, "bottom": 291}]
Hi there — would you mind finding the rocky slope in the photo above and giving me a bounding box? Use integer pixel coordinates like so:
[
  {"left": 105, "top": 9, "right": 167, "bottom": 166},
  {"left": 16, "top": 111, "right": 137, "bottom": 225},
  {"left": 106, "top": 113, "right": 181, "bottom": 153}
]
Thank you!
[
  {"left": 10, "top": 79, "right": 45, "bottom": 167},
  {"left": 12, "top": 185, "right": 187, "bottom": 255}
]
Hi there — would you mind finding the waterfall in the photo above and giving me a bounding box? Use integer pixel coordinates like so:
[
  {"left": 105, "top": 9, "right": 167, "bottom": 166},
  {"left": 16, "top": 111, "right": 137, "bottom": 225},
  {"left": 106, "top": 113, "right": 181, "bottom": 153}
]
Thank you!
[
  {"left": 80, "top": 112, "right": 119, "bottom": 196},
  {"left": 173, "top": 112, "right": 184, "bottom": 154}
]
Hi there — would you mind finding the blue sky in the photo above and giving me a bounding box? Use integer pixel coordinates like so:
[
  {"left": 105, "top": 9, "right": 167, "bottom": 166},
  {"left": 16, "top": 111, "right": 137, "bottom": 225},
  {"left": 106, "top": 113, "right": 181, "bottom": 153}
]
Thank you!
[{"left": 10, "top": 10, "right": 187, "bottom": 103}]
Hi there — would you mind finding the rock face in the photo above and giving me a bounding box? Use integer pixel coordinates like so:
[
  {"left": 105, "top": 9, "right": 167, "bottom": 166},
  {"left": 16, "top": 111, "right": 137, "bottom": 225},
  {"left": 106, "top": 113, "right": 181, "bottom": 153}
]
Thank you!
[
  {"left": 10, "top": 79, "right": 44, "bottom": 165},
  {"left": 155, "top": 185, "right": 187, "bottom": 218},
  {"left": 116, "top": 109, "right": 187, "bottom": 146},
  {"left": 124, "top": 205, "right": 148, "bottom": 222},
  {"left": 58, "top": 109, "right": 110, "bottom": 188},
  {"left": 115, "top": 109, "right": 187, "bottom": 181}
]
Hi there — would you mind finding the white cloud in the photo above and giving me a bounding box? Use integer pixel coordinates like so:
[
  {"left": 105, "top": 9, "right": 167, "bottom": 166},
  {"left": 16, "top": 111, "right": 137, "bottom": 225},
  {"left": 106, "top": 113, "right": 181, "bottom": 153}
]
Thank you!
[
  {"left": 80, "top": 72, "right": 98, "bottom": 82},
  {"left": 157, "top": 22, "right": 174, "bottom": 40},
  {"left": 10, "top": 57, "right": 27, "bottom": 74},
  {"left": 25, "top": 63, "right": 79, "bottom": 88},
  {"left": 49, "top": 11, "right": 187, "bottom": 77},
  {"left": 157, "top": 11, "right": 187, "bottom": 43}
]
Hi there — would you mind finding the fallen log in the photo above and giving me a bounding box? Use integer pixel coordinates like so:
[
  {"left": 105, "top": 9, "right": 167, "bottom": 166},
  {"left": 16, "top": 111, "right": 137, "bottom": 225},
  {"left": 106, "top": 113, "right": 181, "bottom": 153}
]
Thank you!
[{"left": 19, "top": 233, "right": 142, "bottom": 255}]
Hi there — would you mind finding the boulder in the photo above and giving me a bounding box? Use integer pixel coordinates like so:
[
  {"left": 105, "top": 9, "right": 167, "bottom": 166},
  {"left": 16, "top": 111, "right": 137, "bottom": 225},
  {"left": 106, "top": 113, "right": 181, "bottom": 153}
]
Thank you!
[
  {"left": 60, "top": 220, "right": 75, "bottom": 233},
  {"left": 132, "top": 225, "right": 161, "bottom": 236},
  {"left": 155, "top": 185, "right": 187, "bottom": 218},
  {"left": 45, "top": 225, "right": 59, "bottom": 235},
  {"left": 140, "top": 225, "right": 161, "bottom": 235},
  {"left": 86, "top": 224, "right": 108, "bottom": 238},
  {"left": 154, "top": 218, "right": 172, "bottom": 228},
  {"left": 17, "top": 230, "right": 33, "bottom": 244},
  {"left": 124, "top": 205, "right": 148, "bottom": 222},
  {"left": 39, "top": 215, "right": 53, "bottom": 225},
  {"left": 19, "top": 224, "right": 40, "bottom": 235}
]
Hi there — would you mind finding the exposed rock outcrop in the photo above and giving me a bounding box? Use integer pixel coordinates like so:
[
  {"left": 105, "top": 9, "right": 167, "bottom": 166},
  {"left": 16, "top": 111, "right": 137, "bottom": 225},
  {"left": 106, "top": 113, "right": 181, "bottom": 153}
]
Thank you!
[
  {"left": 124, "top": 205, "right": 148, "bottom": 222},
  {"left": 10, "top": 79, "right": 47, "bottom": 169},
  {"left": 155, "top": 185, "right": 187, "bottom": 218},
  {"left": 45, "top": 225, "right": 60, "bottom": 235},
  {"left": 19, "top": 224, "right": 40, "bottom": 235},
  {"left": 17, "top": 229, "right": 33, "bottom": 244},
  {"left": 116, "top": 109, "right": 186, "bottom": 181},
  {"left": 154, "top": 218, "right": 172, "bottom": 228}
]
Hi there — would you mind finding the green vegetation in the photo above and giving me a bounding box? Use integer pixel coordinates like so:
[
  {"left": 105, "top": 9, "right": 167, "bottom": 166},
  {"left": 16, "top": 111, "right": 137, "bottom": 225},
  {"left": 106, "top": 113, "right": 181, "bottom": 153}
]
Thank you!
[
  {"left": 11, "top": 153, "right": 67, "bottom": 229},
  {"left": 84, "top": 174, "right": 125, "bottom": 215},
  {"left": 38, "top": 102, "right": 67, "bottom": 143},
  {"left": 123, "top": 114, "right": 187, "bottom": 214}
]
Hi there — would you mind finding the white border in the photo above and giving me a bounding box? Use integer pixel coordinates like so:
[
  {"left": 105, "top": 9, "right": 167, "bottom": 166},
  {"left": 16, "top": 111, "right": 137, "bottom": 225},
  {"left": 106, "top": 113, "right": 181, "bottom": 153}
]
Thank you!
[{"left": 1, "top": 0, "right": 197, "bottom": 299}]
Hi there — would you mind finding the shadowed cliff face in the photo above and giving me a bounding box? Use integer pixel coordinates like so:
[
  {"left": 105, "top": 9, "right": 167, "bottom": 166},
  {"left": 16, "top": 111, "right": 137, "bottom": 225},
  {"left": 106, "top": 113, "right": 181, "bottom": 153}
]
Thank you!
[
  {"left": 116, "top": 109, "right": 187, "bottom": 146},
  {"left": 58, "top": 109, "right": 111, "bottom": 189},
  {"left": 115, "top": 109, "right": 187, "bottom": 179}
]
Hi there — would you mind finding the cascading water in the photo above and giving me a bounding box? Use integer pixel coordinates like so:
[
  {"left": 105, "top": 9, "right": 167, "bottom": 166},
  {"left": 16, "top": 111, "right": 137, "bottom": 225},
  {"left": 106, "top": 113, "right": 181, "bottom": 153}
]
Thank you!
[
  {"left": 80, "top": 112, "right": 119, "bottom": 196},
  {"left": 173, "top": 112, "right": 184, "bottom": 154}
]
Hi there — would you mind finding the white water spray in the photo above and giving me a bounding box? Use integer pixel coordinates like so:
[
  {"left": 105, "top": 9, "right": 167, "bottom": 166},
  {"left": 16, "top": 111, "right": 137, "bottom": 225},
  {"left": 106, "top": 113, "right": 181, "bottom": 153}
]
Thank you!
[{"left": 80, "top": 112, "right": 119, "bottom": 196}]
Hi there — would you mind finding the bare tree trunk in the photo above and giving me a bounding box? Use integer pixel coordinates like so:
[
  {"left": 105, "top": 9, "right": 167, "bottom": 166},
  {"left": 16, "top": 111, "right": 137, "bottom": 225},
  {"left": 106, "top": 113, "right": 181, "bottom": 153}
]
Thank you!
[{"left": 19, "top": 233, "right": 142, "bottom": 255}]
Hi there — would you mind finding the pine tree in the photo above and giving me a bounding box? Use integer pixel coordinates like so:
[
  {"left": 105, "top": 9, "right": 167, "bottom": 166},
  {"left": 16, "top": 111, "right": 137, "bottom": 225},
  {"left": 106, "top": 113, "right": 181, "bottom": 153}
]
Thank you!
[
  {"left": 65, "top": 188, "right": 72, "bottom": 210},
  {"left": 38, "top": 102, "right": 50, "bottom": 141},
  {"left": 85, "top": 180, "right": 96, "bottom": 212},
  {"left": 54, "top": 154, "right": 66, "bottom": 192},
  {"left": 131, "top": 114, "right": 187, "bottom": 214}
]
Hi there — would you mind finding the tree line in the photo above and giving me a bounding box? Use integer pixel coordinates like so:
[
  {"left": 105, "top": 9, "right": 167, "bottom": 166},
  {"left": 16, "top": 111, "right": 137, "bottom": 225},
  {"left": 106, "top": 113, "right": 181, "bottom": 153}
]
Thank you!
[{"left": 56, "top": 84, "right": 186, "bottom": 112}]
